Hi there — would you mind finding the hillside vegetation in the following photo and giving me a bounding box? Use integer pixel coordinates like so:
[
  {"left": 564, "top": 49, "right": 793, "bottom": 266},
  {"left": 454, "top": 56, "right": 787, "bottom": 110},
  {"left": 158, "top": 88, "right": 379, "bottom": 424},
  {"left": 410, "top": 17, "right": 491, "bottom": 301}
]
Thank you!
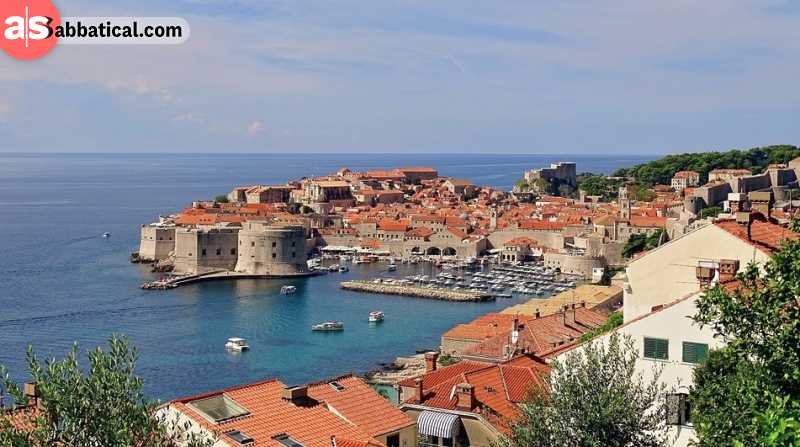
[{"left": 613, "top": 145, "right": 800, "bottom": 186}]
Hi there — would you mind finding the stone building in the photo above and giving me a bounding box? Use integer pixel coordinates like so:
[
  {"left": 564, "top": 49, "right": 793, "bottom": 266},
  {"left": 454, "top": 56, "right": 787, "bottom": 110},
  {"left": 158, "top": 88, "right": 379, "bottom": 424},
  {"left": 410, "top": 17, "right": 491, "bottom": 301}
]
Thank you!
[
  {"left": 172, "top": 227, "right": 240, "bottom": 275},
  {"left": 523, "top": 162, "right": 577, "bottom": 189},
  {"left": 671, "top": 171, "right": 700, "bottom": 191},
  {"left": 138, "top": 224, "right": 176, "bottom": 262},
  {"left": 234, "top": 222, "right": 308, "bottom": 276}
]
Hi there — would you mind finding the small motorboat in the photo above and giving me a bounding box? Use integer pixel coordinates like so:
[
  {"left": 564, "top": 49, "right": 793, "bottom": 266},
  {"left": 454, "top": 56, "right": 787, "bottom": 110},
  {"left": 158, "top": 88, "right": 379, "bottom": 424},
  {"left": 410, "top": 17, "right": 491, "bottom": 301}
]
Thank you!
[
  {"left": 312, "top": 321, "right": 344, "bottom": 332},
  {"left": 369, "top": 311, "right": 385, "bottom": 323},
  {"left": 102, "top": 232, "right": 111, "bottom": 238},
  {"left": 280, "top": 285, "right": 296, "bottom": 294},
  {"left": 387, "top": 263, "right": 397, "bottom": 272},
  {"left": 225, "top": 337, "right": 249, "bottom": 351},
  {"left": 328, "top": 264, "right": 340, "bottom": 272},
  {"left": 338, "top": 265, "right": 349, "bottom": 273}
]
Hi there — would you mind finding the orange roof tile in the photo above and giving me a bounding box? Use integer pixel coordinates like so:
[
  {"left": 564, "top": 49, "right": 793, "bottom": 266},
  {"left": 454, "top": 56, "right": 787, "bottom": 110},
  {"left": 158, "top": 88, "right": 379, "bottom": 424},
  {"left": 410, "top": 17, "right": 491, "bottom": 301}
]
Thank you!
[
  {"left": 170, "top": 378, "right": 384, "bottom": 447},
  {"left": 715, "top": 216, "right": 800, "bottom": 254},
  {"left": 307, "top": 375, "right": 414, "bottom": 437}
]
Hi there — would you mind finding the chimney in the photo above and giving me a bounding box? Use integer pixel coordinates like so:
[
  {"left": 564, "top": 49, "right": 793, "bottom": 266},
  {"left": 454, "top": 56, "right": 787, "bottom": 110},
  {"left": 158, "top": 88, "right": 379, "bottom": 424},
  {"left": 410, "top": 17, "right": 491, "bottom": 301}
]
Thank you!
[
  {"left": 424, "top": 352, "right": 439, "bottom": 373},
  {"left": 534, "top": 308, "right": 540, "bottom": 319},
  {"left": 455, "top": 383, "right": 475, "bottom": 411},
  {"left": 718, "top": 259, "right": 740, "bottom": 283},
  {"left": 512, "top": 317, "right": 519, "bottom": 332},
  {"left": 414, "top": 378, "right": 424, "bottom": 403},
  {"left": 282, "top": 385, "right": 308, "bottom": 403},
  {"left": 331, "top": 436, "right": 337, "bottom": 447}
]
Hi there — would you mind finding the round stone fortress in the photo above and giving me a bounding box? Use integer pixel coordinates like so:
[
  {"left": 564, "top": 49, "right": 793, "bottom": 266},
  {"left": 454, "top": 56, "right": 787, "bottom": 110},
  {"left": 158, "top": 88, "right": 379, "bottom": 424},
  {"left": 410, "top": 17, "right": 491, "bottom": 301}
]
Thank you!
[{"left": 235, "top": 221, "right": 308, "bottom": 276}]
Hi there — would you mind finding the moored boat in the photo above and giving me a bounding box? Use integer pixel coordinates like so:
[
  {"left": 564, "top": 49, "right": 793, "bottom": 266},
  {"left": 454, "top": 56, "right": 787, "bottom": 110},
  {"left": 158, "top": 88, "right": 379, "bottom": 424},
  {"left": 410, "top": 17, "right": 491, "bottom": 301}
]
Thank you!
[
  {"left": 225, "top": 337, "right": 249, "bottom": 351},
  {"left": 369, "top": 311, "right": 384, "bottom": 323},
  {"left": 280, "top": 285, "right": 296, "bottom": 294},
  {"left": 312, "top": 321, "right": 344, "bottom": 331}
]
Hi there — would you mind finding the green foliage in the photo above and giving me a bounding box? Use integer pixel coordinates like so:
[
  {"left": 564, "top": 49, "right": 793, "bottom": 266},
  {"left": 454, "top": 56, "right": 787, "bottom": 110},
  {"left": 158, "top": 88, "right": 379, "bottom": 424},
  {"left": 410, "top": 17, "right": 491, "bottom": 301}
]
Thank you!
[
  {"left": 576, "top": 174, "right": 623, "bottom": 200},
  {"left": 213, "top": 195, "right": 229, "bottom": 203},
  {"left": 437, "top": 353, "right": 459, "bottom": 367},
  {"left": 633, "top": 187, "right": 656, "bottom": 202},
  {"left": 691, "top": 240, "right": 800, "bottom": 446},
  {"left": 557, "top": 184, "right": 576, "bottom": 199},
  {"left": 514, "top": 179, "right": 529, "bottom": 191},
  {"left": 698, "top": 206, "right": 722, "bottom": 219},
  {"left": 0, "top": 336, "right": 216, "bottom": 447},
  {"left": 578, "top": 311, "right": 623, "bottom": 343},
  {"left": 613, "top": 145, "right": 800, "bottom": 186},
  {"left": 503, "top": 333, "right": 670, "bottom": 447},
  {"left": 622, "top": 230, "right": 665, "bottom": 258},
  {"left": 534, "top": 178, "right": 552, "bottom": 194}
]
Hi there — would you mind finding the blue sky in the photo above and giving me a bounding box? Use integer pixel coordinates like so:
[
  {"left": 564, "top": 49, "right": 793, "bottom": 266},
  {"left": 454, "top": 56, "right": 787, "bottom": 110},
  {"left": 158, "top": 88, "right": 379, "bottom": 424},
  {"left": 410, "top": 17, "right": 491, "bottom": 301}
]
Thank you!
[{"left": 1, "top": 0, "right": 799, "bottom": 154}]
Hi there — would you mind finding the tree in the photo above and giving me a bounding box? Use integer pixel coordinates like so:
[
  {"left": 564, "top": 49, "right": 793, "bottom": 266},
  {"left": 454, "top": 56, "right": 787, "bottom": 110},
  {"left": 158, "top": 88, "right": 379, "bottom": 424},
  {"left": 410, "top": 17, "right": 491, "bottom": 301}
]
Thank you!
[
  {"left": 504, "top": 333, "right": 670, "bottom": 447},
  {"left": 0, "top": 336, "right": 215, "bottom": 447},
  {"left": 622, "top": 230, "right": 665, "bottom": 258},
  {"left": 214, "top": 195, "right": 229, "bottom": 203},
  {"left": 613, "top": 145, "right": 800, "bottom": 186},
  {"left": 557, "top": 184, "right": 575, "bottom": 198},
  {"left": 691, "top": 239, "right": 800, "bottom": 446},
  {"left": 698, "top": 206, "right": 722, "bottom": 219}
]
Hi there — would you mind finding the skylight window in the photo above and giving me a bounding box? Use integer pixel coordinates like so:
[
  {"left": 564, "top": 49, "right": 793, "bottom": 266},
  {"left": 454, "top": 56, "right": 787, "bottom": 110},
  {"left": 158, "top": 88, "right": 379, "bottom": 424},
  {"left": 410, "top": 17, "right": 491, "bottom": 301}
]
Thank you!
[
  {"left": 226, "top": 430, "right": 254, "bottom": 445},
  {"left": 329, "top": 381, "right": 346, "bottom": 392},
  {"left": 274, "top": 433, "right": 306, "bottom": 447},
  {"left": 187, "top": 394, "right": 250, "bottom": 423}
]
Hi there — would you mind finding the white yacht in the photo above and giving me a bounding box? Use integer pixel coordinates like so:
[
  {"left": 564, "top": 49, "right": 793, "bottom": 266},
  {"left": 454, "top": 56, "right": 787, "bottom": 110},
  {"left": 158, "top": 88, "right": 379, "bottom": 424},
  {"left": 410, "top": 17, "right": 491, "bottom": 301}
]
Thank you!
[
  {"left": 225, "top": 337, "right": 249, "bottom": 352},
  {"left": 280, "top": 285, "right": 297, "bottom": 294},
  {"left": 369, "top": 311, "right": 385, "bottom": 323}
]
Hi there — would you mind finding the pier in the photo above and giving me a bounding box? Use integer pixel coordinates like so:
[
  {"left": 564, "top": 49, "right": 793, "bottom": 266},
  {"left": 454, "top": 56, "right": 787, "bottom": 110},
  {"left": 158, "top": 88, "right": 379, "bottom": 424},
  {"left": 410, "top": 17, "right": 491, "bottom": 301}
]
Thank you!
[{"left": 340, "top": 280, "right": 494, "bottom": 302}]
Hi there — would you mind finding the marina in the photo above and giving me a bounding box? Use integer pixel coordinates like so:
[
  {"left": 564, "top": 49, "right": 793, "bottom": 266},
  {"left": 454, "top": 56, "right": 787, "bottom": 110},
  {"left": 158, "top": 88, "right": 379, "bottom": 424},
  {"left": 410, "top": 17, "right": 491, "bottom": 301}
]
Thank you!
[{"left": 0, "top": 153, "right": 639, "bottom": 401}]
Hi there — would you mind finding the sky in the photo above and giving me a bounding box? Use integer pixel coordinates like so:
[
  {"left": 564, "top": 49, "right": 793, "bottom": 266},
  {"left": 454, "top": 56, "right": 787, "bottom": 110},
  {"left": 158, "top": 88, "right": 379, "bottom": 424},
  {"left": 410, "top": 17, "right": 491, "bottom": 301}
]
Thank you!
[{"left": 1, "top": 0, "right": 799, "bottom": 154}]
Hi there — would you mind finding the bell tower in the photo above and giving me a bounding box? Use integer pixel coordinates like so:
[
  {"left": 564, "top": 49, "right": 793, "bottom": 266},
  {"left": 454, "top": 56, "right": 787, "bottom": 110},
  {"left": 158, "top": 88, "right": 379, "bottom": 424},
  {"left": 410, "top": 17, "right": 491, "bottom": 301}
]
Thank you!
[{"left": 619, "top": 186, "right": 631, "bottom": 220}]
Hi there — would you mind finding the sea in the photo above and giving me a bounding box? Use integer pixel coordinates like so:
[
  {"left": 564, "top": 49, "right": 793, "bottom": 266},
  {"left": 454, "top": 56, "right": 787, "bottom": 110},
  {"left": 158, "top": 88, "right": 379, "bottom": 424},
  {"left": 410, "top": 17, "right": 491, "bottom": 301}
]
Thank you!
[{"left": 0, "top": 153, "right": 653, "bottom": 401}]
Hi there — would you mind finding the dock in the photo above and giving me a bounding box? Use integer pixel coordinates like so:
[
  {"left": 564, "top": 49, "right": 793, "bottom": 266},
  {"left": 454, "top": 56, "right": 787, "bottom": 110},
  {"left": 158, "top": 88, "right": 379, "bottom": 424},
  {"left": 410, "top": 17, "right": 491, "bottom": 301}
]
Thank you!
[{"left": 340, "top": 280, "right": 494, "bottom": 302}]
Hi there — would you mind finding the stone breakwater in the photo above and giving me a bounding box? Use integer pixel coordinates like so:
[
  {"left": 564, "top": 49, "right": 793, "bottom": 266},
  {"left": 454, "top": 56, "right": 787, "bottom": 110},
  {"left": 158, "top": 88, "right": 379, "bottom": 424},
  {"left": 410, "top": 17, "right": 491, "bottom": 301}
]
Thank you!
[{"left": 340, "top": 280, "right": 494, "bottom": 302}]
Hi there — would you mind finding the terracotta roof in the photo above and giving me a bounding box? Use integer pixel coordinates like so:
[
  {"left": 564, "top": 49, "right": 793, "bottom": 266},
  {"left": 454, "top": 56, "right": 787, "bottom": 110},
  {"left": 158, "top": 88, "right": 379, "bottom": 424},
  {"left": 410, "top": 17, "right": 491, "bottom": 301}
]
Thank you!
[
  {"left": 715, "top": 216, "right": 800, "bottom": 254},
  {"left": 307, "top": 375, "right": 415, "bottom": 437},
  {"left": 170, "top": 378, "right": 384, "bottom": 447},
  {"left": 628, "top": 215, "right": 667, "bottom": 228},
  {"left": 673, "top": 171, "right": 700, "bottom": 179},
  {"left": 377, "top": 220, "right": 410, "bottom": 232},
  {"left": 518, "top": 219, "right": 566, "bottom": 231},
  {"left": 401, "top": 355, "right": 549, "bottom": 427}
]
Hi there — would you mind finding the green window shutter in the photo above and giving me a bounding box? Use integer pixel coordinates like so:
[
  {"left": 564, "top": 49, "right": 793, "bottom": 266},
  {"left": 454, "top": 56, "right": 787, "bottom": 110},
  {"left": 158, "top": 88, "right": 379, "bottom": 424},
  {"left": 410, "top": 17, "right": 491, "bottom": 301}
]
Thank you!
[
  {"left": 644, "top": 337, "right": 668, "bottom": 360},
  {"left": 682, "top": 342, "right": 708, "bottom": 363}
]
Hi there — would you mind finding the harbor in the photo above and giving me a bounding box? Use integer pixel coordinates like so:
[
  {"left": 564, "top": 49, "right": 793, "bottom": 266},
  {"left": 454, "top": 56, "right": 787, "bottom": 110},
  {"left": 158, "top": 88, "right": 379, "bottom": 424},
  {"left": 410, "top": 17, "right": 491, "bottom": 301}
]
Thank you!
[{"left": 341, "top": 280, "right": 493, "bottom": 302}]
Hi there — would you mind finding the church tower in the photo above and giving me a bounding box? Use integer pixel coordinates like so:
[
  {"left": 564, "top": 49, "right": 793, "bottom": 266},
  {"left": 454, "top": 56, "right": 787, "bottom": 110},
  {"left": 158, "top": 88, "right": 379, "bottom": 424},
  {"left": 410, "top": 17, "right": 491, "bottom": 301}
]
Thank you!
[{"left": 619, "top": 186, "right": 631, "bottom": 220}]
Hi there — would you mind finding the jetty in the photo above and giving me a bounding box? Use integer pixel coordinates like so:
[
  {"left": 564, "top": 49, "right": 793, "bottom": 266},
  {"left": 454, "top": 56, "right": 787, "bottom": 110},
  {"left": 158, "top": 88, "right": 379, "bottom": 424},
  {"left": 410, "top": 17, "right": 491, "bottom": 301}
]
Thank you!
[{"left": 341, "top": 280, "right": 494, "bottom": 302}]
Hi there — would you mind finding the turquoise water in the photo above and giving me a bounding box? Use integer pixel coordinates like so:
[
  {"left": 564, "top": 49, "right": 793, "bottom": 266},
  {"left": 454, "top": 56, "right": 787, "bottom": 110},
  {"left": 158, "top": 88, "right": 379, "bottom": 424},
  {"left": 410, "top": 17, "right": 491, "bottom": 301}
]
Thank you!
[{"left": 0, "top": 153, "right": 652, "bottom": 400}]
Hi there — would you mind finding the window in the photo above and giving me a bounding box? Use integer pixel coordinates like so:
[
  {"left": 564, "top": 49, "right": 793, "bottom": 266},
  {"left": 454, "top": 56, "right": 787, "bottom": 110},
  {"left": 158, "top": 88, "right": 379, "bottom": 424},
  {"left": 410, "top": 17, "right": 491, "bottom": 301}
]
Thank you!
[
  {"left": 231, "top": 248, "right": 236, "bottom": 255},
  {"left": 272, "top": 253, "right": 277, "bottom": 259},
  {"left": 387, "top": 434, "right": 400, "bottom": 447},
  {"left": 272, "top": 241, "right": 277, "bottom": 248},
  {"left": 251, "top": 241, "right": 255, "bottom": 247},
  {"left": 644, "top": 337, "right": 668, "bottom": 360},
  {"left": 292, "top": 252, "right": 296, "bottom": 258},
  {"left": 666, "top": 393, "right": 691, "bottom": 425},
  {"left": 226, "top": 430, "right": 254, "bottom": 446},
  {"left": 216, "top": 248, "right": 221, "bottom": 256},
  {"left": 187, "top": 394, "right": 250, "bottom": 423},
  {"left": 291, "top": 241, "right": 296, "bottom": 247},
  {"left": 329, "top": 381, "right": 346, "bottom": 391},
  {"left": 273, "top": 434, "right": 305, "bottom": 447},
  {"left": 201, "top": 249, "right": 207, "bottom": 256},
  {"left": 682, "top": 342, "right": 708, "bottom": 364}
]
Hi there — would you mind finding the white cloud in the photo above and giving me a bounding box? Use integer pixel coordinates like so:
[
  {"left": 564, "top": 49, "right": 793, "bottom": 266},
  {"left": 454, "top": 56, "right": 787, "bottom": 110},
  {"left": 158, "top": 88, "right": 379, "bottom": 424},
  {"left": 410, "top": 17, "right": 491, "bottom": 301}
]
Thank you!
[{"left": 247, "top": 120, "right": 264, "bottom": 137}]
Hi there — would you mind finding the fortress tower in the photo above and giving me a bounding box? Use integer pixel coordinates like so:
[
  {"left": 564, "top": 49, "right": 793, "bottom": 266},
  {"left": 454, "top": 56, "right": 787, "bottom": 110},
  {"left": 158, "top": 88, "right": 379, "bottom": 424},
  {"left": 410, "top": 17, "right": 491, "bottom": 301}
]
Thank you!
[{"left": 235, "top": 222, "right": 308, "bottom": 276}]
